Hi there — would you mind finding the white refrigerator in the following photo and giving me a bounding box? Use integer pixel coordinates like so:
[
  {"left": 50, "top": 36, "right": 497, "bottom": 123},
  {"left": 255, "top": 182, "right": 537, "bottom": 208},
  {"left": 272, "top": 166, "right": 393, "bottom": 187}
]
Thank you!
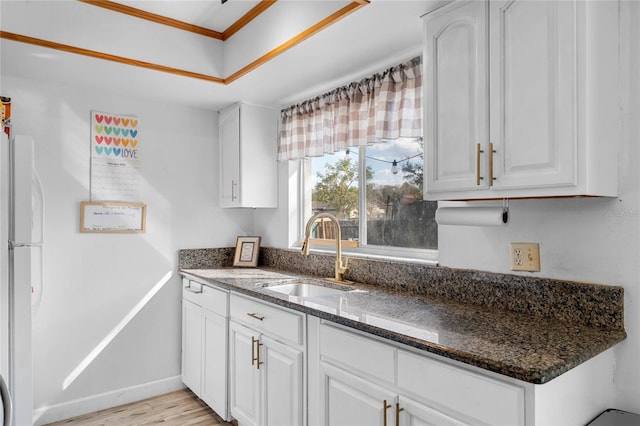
[{"left": 1, "top": 131, "right": 44, "bottom": 426}]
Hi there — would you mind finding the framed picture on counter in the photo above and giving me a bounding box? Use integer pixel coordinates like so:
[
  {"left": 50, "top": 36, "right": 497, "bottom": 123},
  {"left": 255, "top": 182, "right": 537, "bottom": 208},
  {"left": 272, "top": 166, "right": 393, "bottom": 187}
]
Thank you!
[{"left": 233, "top": 236, "right": 261, "bottom": 267}]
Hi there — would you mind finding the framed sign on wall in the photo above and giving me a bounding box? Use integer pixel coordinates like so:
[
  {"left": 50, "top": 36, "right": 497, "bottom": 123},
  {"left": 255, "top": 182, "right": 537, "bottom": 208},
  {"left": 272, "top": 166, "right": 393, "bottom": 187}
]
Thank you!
[{"left": 80, "top": 201, "right": 146, "bottom": 233}]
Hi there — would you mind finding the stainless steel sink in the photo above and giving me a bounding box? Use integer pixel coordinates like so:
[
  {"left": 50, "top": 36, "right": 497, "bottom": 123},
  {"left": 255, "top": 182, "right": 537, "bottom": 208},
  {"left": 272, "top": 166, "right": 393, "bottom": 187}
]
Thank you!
[{"left": 267, "top": 283, "right": 348, "bottom": 298}]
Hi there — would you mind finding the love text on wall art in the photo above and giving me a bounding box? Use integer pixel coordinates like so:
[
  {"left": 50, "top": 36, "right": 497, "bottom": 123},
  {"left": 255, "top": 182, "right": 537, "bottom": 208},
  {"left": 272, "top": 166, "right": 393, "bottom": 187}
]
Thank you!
[{"left": 90, "top": 111, "right": 141, "bottom": 201}]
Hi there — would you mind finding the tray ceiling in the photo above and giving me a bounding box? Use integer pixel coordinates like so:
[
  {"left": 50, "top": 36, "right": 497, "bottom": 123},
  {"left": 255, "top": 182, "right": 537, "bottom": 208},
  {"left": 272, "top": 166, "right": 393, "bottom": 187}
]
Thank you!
[{"left": 0, "top": 0, "right": 443, "bottom": 110}]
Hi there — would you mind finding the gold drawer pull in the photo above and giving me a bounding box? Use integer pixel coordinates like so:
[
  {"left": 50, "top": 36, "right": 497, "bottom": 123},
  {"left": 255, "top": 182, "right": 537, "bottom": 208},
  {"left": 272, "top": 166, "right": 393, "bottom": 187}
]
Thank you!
[
  {"left": 489, "top": 142, "right": 496, "bottom": 186},
  {"left": 383, "top": 400, "right": 392, "bottom": 426},
  {"left": 247, "top": 313, "right": 265, "bottom": 321},
  {"left": 395, "top": 403, "right": 404, "bottom": 426},
  {"left": 476, "top": 143, "right": 484, "bottom": 186},
  {"left": 251, "top": 336, "right": 259, "bottom": 367},
  {"left": 256, "top": 340, "right": 263, "bottom": 369}
]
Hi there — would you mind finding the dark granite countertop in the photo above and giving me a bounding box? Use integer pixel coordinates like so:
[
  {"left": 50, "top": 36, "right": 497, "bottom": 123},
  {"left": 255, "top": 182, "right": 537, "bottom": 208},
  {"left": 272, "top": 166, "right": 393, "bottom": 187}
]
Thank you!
[{"left": 180, "top": 267, "right": 626, "bottom": 385}]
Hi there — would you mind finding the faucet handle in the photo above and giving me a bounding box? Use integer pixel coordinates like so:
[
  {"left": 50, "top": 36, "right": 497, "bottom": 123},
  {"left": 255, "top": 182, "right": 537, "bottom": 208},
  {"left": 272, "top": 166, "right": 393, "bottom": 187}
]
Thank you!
[
  {"left": 341, "top": 257, "right": 350, "bottom": 270},
  {"left": 335, "top": 258, "right": 349, "bottom": 282},
  {"left": 301, "top": 238, "right": 310, "bottom": 255},
  {"left": 337, "top": 257, "right": 349, "bottom": 277}
]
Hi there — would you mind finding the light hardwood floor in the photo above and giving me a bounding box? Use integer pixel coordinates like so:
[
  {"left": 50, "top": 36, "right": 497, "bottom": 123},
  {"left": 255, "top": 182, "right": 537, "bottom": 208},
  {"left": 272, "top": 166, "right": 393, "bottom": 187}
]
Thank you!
[{"left": 44, "top": 389, "right": 236, "bottom": 426}]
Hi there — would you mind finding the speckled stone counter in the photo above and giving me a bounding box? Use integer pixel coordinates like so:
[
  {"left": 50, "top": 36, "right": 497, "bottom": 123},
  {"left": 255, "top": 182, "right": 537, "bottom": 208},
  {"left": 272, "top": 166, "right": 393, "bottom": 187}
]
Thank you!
[{"left": 178, "top": 248, "right": 626, "bottom": 384}]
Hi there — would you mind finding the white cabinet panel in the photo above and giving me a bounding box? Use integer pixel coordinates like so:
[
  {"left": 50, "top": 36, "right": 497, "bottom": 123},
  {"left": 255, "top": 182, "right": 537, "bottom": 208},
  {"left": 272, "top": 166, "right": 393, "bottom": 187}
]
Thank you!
[
  {"left": 425, "top": 0, "right": 488, "bottom": 193},
  {"left": 181, "top": 299, "right": 202, "bottom": 396},
  {"left": 229, "top": 321, "right": 260, "bottom": 426},
  {"left": 397, "top": 349, "right": 524, "bottom": 426},
  {"left": 181, "top": 279, "right": 230, "bottom": 421},
  {"left": 201, "top": 309, "right": 228, "bottom": 418},
  {"left": 219, "top": 103, "right": 278, "bottom": 208},
  {"left": 313, "top": 322, "right": 525, "bottom": 426},
  {"left": 319, "top": 322, "right": 395, "bottom": 385},
  {"left": 320, "top": 362, "right": 396, "bottom": 426},
  {"left": 262, "top": 335, "right": 304, "bottom": 426},
  {"left": 398, "top": 395, "right": 467, "bottom": 426},
  {"left": 219, "top": 106, "right": 240, "bottom": 206},
  {"left": 490, "top": 0, "right": 576, "bottom": 190},
  {"left": 229, "top": 293, "right": 306, "bottom": 426},
  {"left": 230, "top": 293, "right": 304, "bottom": 345}
]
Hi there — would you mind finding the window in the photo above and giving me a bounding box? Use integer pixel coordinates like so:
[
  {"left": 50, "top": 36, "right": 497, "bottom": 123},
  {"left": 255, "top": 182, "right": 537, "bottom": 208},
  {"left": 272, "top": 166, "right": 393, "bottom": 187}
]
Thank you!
[
  {"left": 302, "top": 137, "right": 438, "bottom": 259},
  {"left": 282, "top": 56, "right": 436, "bottom": 259}
]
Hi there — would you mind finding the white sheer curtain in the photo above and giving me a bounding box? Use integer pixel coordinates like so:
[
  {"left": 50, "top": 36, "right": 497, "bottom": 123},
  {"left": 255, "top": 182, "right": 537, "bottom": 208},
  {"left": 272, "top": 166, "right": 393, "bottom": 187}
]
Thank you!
[{"left": 278, "top": 56, "right": 422, "bottom": 161}]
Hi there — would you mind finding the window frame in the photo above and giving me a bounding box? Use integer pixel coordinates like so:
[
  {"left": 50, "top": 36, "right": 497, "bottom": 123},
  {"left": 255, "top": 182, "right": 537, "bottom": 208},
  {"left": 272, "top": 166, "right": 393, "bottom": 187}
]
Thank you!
[{"left": 297, "top": 148, "right": 438, "bottom": 264}]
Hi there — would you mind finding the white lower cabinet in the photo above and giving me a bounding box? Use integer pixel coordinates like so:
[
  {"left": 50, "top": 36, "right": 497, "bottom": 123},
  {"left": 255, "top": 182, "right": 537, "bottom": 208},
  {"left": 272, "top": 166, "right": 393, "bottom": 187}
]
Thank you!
[
  {"left": 320, "top": 362, "right": 395, "bottom": 426},
  {"left": 262, "top": 335, "right": 304, "bottom": 425},
  {"left": 320, "top": 361, "right": 478, "bottom": 426},
  {"left": 320, "top": 359, "right": 468, "bottom": 426},
  {"left": 181, "top": 279, "right": 230, "bottom": 420},
  {"left": 314, "top": 320, "right": 525, "bottom": 426},
  {"left": 229, "top": 293, "right": 305, "bottom": 426},
  {"left": 181, "top": 298, "right": 203, "bottom": 395},
  {"left": 201, "top": 309, "right": 227, "bottom": 414},
  {"left": 229, "top": 321, "right": 260, "bottom": 426},
  {"left": 398, "top": 395, "right": 466, "bottom": 426},
  {"left": 180, "top": 279, "right": 616, "bottom": 426},
  {"left": 396, "top": 349, "right": 523, "bottom": 425}
]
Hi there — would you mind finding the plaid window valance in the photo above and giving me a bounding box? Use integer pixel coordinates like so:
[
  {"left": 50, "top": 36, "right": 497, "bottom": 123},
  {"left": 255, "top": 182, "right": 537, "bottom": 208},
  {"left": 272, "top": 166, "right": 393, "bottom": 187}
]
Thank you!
[{"left": 278, "top": 57, "right": 422, "bottom": 161}]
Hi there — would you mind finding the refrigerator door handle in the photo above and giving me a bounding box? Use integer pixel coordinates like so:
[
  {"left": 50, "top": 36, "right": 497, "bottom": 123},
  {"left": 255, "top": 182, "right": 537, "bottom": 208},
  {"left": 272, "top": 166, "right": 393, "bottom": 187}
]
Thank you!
[{"left": 7, "top": 241, "right": 43, "bottom": 249}]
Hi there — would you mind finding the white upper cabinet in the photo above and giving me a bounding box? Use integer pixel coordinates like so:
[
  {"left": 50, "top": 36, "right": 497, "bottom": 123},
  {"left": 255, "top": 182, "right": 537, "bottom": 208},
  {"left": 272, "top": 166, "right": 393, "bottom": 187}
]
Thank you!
[
  {"left": 424, "top": 0, "right": 619, "bottom": 200},
  {"left": 425, "top": 0, "right": 489, "bottom": 194},
  {"left": 219, "top": 102, "right": 278, "bottom": 208},
  {"left": 489, "top": 0, "right": 576, "bottom": 191}
]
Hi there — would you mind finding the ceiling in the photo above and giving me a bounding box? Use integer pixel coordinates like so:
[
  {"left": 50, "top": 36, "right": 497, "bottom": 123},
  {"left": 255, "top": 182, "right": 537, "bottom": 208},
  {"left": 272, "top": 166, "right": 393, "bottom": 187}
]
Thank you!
[
  {"left": 108, "top": 0, "right": 270, "bottom": 35},
  {"left": 0, "top": 0, "right": 444, "bottom": 111}
]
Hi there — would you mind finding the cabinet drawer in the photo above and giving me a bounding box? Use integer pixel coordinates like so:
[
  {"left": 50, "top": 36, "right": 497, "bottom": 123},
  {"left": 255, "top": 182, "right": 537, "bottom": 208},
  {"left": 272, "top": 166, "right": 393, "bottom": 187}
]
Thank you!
[
  {"left": 182, "top": 278, "right": 228, "bottom": 316},
  {"left": 230, "top": 293, "right": 303, "bottom": 345},
  {"left": 397, "top": 349, "right": 525, "bottom": 425},
  {"left": 319, "top": 323, "right": 396, "bottom": 385}
]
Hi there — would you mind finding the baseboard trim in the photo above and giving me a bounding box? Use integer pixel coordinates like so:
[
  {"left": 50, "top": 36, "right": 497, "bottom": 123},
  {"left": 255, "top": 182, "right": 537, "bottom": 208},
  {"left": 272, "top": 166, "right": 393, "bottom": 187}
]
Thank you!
[{"left": 33, "top": 375, "right": 185, "bottom": 425}]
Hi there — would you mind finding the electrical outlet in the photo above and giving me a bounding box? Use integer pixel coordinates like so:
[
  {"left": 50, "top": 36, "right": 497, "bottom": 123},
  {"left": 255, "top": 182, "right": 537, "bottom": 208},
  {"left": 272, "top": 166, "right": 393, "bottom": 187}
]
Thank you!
[{"left": 509, "top": 243, "right": 541, "bottom": 272}]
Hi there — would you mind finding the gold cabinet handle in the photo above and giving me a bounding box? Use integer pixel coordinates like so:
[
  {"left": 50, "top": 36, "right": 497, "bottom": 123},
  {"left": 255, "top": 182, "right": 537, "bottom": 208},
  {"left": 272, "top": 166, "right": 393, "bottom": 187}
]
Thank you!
[
  {"left": 476, "top": 143, "right": 484, "bottom": 186},
  {"left": 256, "top": 339, "right": 264, "bottom": 370},
  {"left": 251, "top": 336, "right": 264, "bottom": 369},
  {"left": 247, "top": 312, "right": 265, "bottom": 321},
  {"left": 251, "top": 336, "right": 258, "bottom": 367},
  {"left": 383, "top": 400, "right": 392, "bottom": 426},
  {"left": 395, "top": 403, "right": 404, "bottom": 426},
  {"left": 489, "top": 142, "right": 495, "bottom": 187}
]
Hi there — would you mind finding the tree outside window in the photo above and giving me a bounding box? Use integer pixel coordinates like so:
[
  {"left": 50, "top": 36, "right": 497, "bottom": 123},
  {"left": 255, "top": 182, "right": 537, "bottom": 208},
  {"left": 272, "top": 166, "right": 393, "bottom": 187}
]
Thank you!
[{"left": 310, "top": 138, "right": 437, "bottom": 251}]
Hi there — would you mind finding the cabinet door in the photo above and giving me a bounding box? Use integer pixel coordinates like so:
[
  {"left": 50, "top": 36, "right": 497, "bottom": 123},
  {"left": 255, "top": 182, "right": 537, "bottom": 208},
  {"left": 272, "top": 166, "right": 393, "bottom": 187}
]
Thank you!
[
  {"left": 181, "top": 299, "right": 202, "bottom": 396},
  {"left": 398, "top": 395, "right": 468, "bottom": 426},
  {"left": 424, "top": 0, "right": 489, "bottom": 195},
  {"left": 201, "top": 309, "right": 228, "bottom": 420},
  {"left": 261, "top": 335, "right": 304, "bottom": 426},
  {"left": 219, "top": 105, "right": 240, "bottom": 207},
  {"left": 489, "top": 0, "right": 577, "bottom": 190},
  {"left": 229, "top": 321, "right": 260, "bottom": 426},
  {"left": 320, "top": 362, "right": 396, "bottom": 426},
  {"left": 238, "top": 104, "right": 279, "bottom": 208}
]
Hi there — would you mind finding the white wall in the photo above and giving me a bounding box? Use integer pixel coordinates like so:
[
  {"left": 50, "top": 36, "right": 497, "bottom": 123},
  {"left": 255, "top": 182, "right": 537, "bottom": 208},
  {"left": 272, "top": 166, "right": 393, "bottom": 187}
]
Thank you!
[
  {"left": 2, "top": 75, "right": 254, "bottom": 424},
  {"left": 258, "top": 1, "right": 640, "bottom": 415}
]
